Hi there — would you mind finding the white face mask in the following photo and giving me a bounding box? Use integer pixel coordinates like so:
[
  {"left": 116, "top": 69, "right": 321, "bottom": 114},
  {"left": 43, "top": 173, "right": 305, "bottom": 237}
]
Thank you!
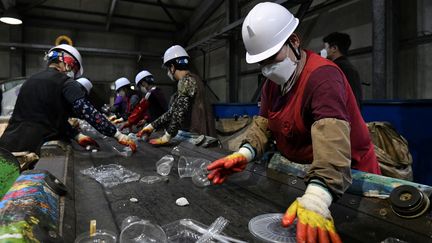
[
  {"left": 167, "top": 70, "right": 175, "bottom": 81},
  {"left": 118, "top": 90, "right": 126, "bottom": 97},
  {"left": 66, "top": 71, "right": 75, "bottom": 79},
  {"left": 64, "top": 63, "right": 76, "bottom": 79},
  {"left": 140, "top": 86, "right": 147, "bottom": 93},
  {"left": 320, "top": 48, "right": 328, "bottom": 58},
  {"left": 261, "top": 57, "right": 297, "bottom": 86}
]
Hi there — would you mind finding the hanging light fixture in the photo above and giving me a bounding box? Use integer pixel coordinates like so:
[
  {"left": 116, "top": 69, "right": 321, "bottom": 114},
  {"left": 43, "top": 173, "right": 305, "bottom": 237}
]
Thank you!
[{"left": 0, "top": 8, "right": 22, "bottom": 25}]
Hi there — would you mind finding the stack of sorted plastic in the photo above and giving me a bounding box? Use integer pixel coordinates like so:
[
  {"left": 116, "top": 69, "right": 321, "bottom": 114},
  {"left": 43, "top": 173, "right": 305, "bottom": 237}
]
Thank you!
[{"left": 80, "top": 164, "right": 140, "bottom": 188}]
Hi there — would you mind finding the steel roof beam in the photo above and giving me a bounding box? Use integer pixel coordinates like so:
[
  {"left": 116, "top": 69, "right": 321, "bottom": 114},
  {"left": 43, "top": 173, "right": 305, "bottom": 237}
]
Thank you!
[
  {"left": 121, "top": 0, "right": 194, "bottom": 11},
  {"left": 105, "top": 0, "right": 118, "bottom": 31}
]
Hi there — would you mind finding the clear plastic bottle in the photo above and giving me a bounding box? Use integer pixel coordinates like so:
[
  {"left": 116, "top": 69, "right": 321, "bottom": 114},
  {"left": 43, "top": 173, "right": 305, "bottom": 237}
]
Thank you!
[{"left": 119, "top": 216, "right": 167, "bottom": 243}]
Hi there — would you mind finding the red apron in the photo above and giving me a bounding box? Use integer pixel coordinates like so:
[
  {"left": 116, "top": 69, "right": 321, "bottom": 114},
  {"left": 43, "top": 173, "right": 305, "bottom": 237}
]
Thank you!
[{"left": 265, "top": 50, "right": 381, "bottom": 174}]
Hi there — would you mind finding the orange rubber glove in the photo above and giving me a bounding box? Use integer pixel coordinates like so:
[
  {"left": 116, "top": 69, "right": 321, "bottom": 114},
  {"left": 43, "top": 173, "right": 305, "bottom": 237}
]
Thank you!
[
  {"left": 207, "top": 145, "right": 254, "bottom": 184},
  {"left": 137, "top": 124, "right": 154, "bottom": 139},
  {"left": 149, "top": 132, "right": 171, "bottom": 146},
  {"left": 75, "top": 133, "right": 99, "bottom": 148},
  {"left": 282, "top": 183, "right": 342, "bottom": 243},
  {"left": 114, "top": 131, "right": 137, "bottom": 152}
]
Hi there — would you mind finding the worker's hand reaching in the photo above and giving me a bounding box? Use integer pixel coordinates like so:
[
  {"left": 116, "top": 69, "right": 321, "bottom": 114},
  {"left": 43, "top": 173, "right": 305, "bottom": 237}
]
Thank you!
[
  {"left": 282, "top": 182, "right": 342, "bottom": 243},
  {"left": 149, "top": 132, "right": 171, "bottom": 146},
  {"left": 113, "top": 117, "right": 124, "bottom": 124},
  {"left": 206, "top": 153, "right": 247, "bottom": 184},
  {"left": 108, "top": 115, "right": 117, "bottom": 121},
  {"left": 75, "top": 133, "right": 99, "bottom": 148},
  {"left": 136, "top": 119, "right": 147, "bottom": 127},
  {"left": 114, "top": 131, "right": 137, "bottom": 152},
  {"left": 207, "top": 145, "right": 255, "bottom": 184},
  {"left": 137, "top": 124, "right": 154, "bottom": 139},
  {"left": 119, "top": 121, "right": 132, "bottom": 131}
]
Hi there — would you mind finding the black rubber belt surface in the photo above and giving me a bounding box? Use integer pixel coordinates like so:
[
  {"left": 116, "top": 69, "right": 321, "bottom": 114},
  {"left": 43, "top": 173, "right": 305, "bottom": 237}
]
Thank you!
[{"left": 67, "top": 136, "right": 432, "bottom": 243}]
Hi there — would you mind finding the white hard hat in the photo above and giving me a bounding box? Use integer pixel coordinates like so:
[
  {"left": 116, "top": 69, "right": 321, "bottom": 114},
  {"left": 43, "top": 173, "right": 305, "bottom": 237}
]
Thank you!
[
  {"left": 114, "top": 77, "right": 130, "bottom": 91},
  {"left": 135, "top": 70, "right": 153, "bottom": 85},
  {"left": 76, "top": 77, "right": 93, "bottom": 94},
  {"left": 242, "top": 2, "right": 299, "bottom": 64},
  {"left": 163, "top": 45, "right": 189, "bottom": 66},
  {"left": 48, "top": 44, "right": 84, "bottom": 77}
]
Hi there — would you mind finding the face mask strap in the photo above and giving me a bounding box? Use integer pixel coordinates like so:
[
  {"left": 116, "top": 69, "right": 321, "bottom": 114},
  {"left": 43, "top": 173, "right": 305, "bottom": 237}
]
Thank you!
[{"left": 287, "top": 41, "right": 301, "bottom": 61}]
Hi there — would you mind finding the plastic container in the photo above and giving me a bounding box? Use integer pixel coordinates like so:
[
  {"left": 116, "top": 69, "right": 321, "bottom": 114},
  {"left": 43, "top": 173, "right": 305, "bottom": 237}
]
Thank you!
[
  {"left": 74, "top": 229, "right": 117, "bottom": 243},
  {"left": 191, "top": 135, "right": 206, "bottom": 146},
  {"left": 156, "top": 155, "right": 175, "bottom": 176},
  {"left": 80, "top": 164, "right": 141, "bottom": 188},
  {"left": 191, "top": 161, "right": 211, "bottom": 187},
  {"left": 381, "top": 238, "right": 408, "bottom": 243},
  {"left": 113, "top": 146, "right": 133, "bottom": 157},
  {"left": 196, "top": 217, "right": 228, "bottom": 243},
  {"left": 171, "top": 146, "right": 181, "bottom": 156},
  {"left": 248, "top": 213, "right": 296, "bottom": 243},
  {"left": 119, "top": 216, "right": 167, "bottom": 243},
  {"left": 140, "top": 175, "right": 169, "bottom": 184},
  {"left": 128, "top": 133, "right": 138, "bottom": 140},
  {"left": 162, "top": 219, "right": 210, "bottom": 243},
  {"left": 162, "top": 218, "right": 246, "bottom": 243},
  {"left": 177, "top": 156, "right": 211, "bottom": 178},
  {"left": 128, "top": 133, "right": 139, "bottom": 144},
  {"left": 121, "top": 216, "right": 141, "bottom": 229}
]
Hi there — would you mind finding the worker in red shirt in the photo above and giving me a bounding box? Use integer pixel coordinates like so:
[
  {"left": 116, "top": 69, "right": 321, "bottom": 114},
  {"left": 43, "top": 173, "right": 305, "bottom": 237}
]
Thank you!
[
  {"left": 120, "top": 70, "right": 168, "bottom": 131},
  {"left": 206, "top": 2, "right": 381, "bottom": 243}
]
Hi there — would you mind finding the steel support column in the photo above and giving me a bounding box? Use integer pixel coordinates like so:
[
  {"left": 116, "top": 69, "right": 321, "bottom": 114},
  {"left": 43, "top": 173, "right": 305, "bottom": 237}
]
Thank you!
[
  {"left": 386, "top": 0, "right": 399, "bottom": 99},
  {"left": 372, "top": 0, "right": 398, "bottom": 99},
  {"left": 106, "top": 0, "right": 118, "bottom": 31},
  {"left": 9, "top": 25, "right": 24, "bottom": 78},
  {"left": 372, "top": 0, "right": 386, "bottom": 99}
]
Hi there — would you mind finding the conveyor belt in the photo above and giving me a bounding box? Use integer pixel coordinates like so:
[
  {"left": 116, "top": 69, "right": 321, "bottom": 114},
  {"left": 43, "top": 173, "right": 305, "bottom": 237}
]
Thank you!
[{"left": 64, "top": 137, "right": 432, "bottom": 243}]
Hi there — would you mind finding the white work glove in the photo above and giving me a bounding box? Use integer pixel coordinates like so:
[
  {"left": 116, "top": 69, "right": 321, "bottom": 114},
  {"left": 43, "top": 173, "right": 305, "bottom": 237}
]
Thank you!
[
  {"left": 298, "top": 183, "right": 333, "bottom": 218},
  {"left": 148, "top": 131, "right": 171, "bottom": 146},
  {"left": 137, "top": 124, "right": 154, "bottom": 139},
  {"left": 282, "top": 182, "right": 342, "bottom": 243}
]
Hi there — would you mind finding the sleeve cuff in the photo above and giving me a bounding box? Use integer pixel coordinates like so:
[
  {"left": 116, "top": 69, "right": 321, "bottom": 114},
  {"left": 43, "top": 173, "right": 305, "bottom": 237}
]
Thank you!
[
  {"left": 305, "top": 182, "right": 333, "bottom": 207},
  {"left": 114, "top": 130, "right": 122, "bottom": 139},
  {"left": 239, "top": 143, "right": 256, "bottom": 162}
]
